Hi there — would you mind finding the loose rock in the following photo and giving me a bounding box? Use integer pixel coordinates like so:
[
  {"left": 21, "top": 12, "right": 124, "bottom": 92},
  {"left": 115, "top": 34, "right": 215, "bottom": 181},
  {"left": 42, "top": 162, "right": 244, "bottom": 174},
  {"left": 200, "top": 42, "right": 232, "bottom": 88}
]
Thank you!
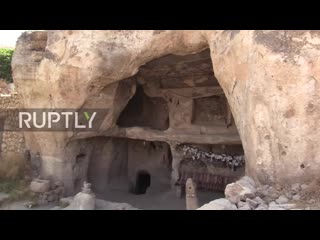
[
  {"left": 198, "top": 198, "right": 237, "bottom": 210},
  {"left": 277, "top": 203, "right": 296, "bottom": 210},
  {"left": 253, "top": 196, "right": 265, "bottom": 205},
  {"left": 292, "top": 194, "right": 301, "bottom": 201},
  {"left": 237, "top": 201, "right": 247, "bottom": 208},
  {"left": 291, "top": 183, "right": 301, "bottom": 193},
  {"left": 307, "top": 199, "right": 316, "bottom": 204},
  {"left": 246, "top": 198, "right": 258, "bottom": 209},
  {"left": 255, "top": 204, "right": 268, "bottom": 210},
  {"left": 268, "top": 205, "right": 285, "bottom": 210},
  {"left": 225, "top": 177, "right": 256, "bottom": 204},
  {"left": 275, "top": 195, "right": 289, "bottom": 204},
  {"left": 30, "top": 179, "right": 50, "bottom": 193},
  {"left": 238, "top": 205, "right": 251, "bottom": 210}
]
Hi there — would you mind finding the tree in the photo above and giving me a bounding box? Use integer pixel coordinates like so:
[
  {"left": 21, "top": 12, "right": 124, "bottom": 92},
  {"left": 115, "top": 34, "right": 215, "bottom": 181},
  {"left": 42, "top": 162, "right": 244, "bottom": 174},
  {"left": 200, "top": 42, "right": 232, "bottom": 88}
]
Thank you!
[{"left": 0, "top": 48, "right": 14, "bottom": 83}]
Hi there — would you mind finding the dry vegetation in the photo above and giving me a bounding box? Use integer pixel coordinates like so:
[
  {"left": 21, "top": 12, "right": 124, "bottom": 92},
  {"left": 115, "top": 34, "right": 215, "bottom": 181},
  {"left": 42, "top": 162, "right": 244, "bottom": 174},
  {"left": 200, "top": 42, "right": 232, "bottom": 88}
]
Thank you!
[
  {"left": 0, "top": 152, "right": 26, "bottom": 179},
  {"left": 0, "top": 152, "right": 34, "bottom": 204}
]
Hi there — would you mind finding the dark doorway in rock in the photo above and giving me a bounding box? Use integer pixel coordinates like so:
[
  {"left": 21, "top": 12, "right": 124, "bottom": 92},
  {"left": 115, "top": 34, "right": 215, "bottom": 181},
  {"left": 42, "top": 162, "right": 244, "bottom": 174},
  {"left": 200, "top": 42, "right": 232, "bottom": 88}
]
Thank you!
[
  {"left": 131, "top": 170, "right": 151, "bottom": 195},
  {"left": 117, "top": 85, "right": 169, "bottom": 130}
]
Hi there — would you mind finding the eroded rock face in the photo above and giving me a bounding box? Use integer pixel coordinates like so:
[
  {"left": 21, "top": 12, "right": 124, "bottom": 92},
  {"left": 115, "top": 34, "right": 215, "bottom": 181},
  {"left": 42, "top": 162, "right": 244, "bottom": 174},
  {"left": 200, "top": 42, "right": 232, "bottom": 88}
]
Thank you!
[{"left": 12, "top": 30, "right": 320, "bottom": 194}]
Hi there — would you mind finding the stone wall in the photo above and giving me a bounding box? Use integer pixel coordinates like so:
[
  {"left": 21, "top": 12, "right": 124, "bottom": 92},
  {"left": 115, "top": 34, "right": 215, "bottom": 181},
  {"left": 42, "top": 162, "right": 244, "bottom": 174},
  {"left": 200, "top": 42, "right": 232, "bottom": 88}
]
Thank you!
[
  {"left": 0, "top": 93, "right": 26, "bottom": 156},
  {"left": 0, "top": 92, "right": 27, "bottom": 180}
]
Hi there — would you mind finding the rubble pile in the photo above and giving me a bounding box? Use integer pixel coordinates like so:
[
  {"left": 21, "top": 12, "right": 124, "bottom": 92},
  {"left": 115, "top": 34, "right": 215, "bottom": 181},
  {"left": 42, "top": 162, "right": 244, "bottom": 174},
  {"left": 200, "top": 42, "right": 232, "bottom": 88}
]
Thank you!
[{"left": 198, "top": 176, "right": 315, "bottom": 210}]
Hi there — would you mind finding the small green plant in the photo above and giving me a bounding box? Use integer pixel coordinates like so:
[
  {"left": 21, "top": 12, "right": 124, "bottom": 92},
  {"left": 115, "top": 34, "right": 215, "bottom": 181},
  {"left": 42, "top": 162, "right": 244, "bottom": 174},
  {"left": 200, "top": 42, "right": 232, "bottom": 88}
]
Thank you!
[{"left": 0, "top": 48, "right": 14, "bottom": 83}]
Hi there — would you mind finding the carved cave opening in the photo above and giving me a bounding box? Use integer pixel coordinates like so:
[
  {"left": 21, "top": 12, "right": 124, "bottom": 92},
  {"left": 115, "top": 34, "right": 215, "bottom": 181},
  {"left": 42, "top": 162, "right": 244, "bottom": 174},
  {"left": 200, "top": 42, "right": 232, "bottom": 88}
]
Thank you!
[
  {"left": 192, "top": 95, "right": 233, "bottom": 127},
  {"left": 117, "top": 85, "right": 169, "bottom": 130},
  {"left": 72, "top": 48, "right": 245, "bottom": 209},
  {"left": 83, "top": 137, "right": 173, "bottom": 199}
]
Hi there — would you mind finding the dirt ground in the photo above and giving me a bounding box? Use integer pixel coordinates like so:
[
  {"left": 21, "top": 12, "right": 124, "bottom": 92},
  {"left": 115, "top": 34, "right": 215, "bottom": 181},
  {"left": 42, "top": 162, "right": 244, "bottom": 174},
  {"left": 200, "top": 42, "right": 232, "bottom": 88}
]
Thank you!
[
  {"left": 0, "top": 201, "right": 56, "bottom": 210},
  {"left": 0, "top": 177, "right": 224, "bottom": 210},
  {"left": 97, "top": 179, "right": 224, "bottom": 210}
]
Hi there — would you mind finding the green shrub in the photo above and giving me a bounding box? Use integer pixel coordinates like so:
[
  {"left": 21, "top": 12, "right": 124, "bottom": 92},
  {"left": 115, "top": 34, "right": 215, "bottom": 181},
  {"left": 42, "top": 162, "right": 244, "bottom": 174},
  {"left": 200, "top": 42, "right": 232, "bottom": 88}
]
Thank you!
[{"left": 0, "top": 48, "right": 14, "bottom": 83}]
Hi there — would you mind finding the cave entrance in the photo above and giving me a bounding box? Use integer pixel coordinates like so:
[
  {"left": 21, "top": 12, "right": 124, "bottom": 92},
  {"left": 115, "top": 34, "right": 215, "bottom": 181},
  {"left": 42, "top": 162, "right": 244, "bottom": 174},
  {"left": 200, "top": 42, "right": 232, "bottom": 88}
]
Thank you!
[
  {"left": 131, "top": 170, "right": 151, "bottom": 194},
  {"left": 117, "top": 85, "right": 169, "bottom": 130},
  {"left": 75, "top": 48, "right": 245, "bottom": 209},
  {"left": 82, "top": 137, "right": 174, "bottom": 208}
]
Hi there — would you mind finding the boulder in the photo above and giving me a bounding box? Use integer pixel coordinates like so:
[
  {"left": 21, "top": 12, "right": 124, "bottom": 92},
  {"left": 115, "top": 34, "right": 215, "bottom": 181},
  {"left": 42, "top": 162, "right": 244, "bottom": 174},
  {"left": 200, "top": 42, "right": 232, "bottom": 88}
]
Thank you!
[
  {"left": 241, "top": 176, "right": 256, "bottom": 188},
  {"left": 197, "top": 198, "right": 237, "bottom": 210},
  {"left": 30, "top": 179, "right": 50, "bottom": 193},
  {"left": 64, "top": 191, "right": 96, "bottom": 210},
  {"left": 275, "top": 195, "right": 289, "bottom": 204},
  {"left": 225, "top": 177, "right": 256, "bottom": 204}
]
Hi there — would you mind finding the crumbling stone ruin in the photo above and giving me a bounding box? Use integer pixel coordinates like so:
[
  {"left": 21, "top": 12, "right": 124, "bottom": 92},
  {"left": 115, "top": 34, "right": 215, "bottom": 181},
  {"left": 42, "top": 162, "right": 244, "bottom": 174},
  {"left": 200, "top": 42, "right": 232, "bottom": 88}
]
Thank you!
[
  {"left": 0, "top": 92, "right": 25, "bottom": 156},
  {"left": 1, "top": 30, "right": 320, "bottom": 210}
]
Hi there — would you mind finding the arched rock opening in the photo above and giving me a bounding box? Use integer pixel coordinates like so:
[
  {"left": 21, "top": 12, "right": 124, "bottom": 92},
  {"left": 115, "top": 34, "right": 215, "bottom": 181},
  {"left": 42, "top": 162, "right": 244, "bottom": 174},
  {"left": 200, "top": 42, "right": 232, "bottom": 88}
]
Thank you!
[
  {"left": 117, "top": 85, "right": 169, "bottom": 130},
  {"left": 107, "top": 48, "right": 245, "bottom": 201}
]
